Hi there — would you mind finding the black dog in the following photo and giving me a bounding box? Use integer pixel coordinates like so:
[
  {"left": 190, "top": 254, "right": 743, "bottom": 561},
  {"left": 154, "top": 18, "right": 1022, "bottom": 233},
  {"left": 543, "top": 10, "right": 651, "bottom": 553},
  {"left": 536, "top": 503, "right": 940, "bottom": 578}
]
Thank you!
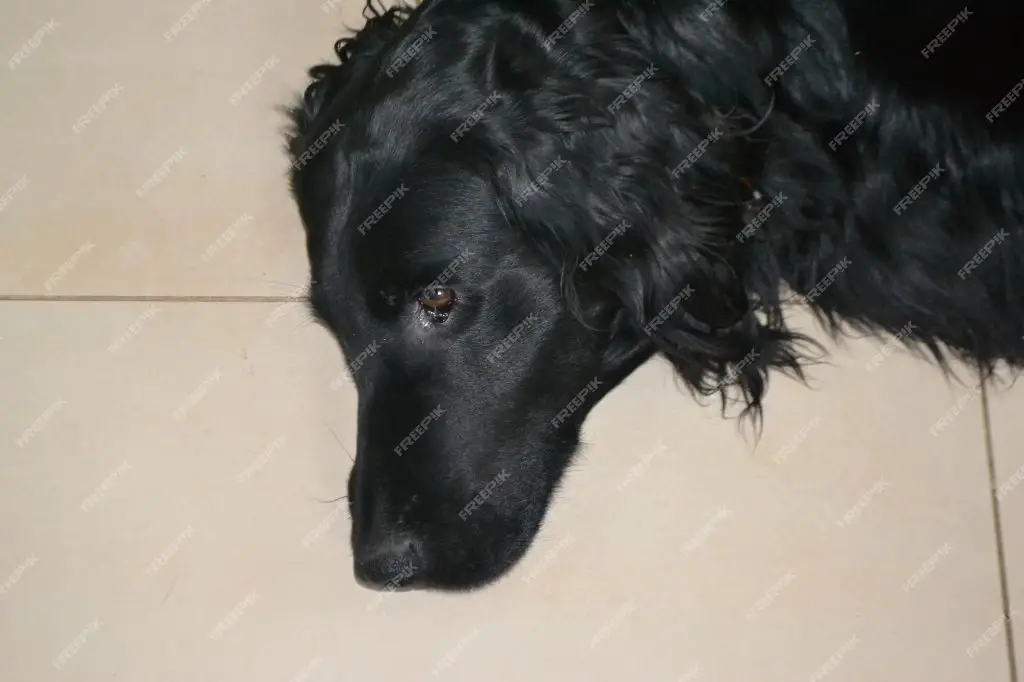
[{"left": 286, "top": 0, "right": 1024, "bottom": 591}]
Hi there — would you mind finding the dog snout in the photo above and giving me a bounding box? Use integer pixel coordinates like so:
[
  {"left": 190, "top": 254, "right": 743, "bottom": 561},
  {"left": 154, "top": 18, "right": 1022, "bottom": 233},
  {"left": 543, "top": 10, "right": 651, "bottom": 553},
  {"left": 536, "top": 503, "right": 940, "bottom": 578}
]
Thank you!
[{"left": 353, "top": 533, "right": 425, "bottom": 591}]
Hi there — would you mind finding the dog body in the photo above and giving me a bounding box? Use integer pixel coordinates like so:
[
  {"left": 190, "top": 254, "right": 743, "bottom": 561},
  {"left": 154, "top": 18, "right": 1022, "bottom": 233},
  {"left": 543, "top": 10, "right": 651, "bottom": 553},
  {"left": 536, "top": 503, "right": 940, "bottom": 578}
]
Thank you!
[{"left": 287, "top": 0, "right": 1024, "bottom": 591}]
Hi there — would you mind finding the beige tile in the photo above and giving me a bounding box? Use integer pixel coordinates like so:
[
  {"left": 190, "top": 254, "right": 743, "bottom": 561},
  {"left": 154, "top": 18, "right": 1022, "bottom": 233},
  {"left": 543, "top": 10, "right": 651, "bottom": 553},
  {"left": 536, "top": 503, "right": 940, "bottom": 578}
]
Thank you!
[
  {"left": 0, "top": 0, "right": 360, "bottom": 296},
  {"left": 985, "top": 374, "right": 1024, "bottom": 666},
  {"left": 0, "top": 302, "right": 1010, "bottom": 681}
]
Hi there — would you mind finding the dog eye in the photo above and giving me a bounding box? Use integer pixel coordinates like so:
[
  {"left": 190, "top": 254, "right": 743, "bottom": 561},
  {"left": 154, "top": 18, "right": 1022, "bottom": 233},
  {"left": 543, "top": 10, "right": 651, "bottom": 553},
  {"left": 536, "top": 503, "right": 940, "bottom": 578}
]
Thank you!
[{"left": 418, "top": 287, "right": 456, "bottom": 320}]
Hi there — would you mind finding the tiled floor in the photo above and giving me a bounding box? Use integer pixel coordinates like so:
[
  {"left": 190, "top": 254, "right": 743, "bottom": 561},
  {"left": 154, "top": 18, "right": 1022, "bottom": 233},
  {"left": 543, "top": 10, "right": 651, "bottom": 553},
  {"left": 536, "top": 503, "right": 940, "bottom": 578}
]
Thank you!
[{"left": 0, "top": 1, "right": 1020, "bottom": 681}]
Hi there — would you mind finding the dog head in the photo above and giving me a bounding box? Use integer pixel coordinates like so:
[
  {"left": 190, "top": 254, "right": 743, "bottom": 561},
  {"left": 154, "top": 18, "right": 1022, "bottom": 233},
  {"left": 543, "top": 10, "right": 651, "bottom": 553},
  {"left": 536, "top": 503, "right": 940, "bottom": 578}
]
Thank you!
[{"left": 286, "top": 0, "right": 812, "bottom": 591}]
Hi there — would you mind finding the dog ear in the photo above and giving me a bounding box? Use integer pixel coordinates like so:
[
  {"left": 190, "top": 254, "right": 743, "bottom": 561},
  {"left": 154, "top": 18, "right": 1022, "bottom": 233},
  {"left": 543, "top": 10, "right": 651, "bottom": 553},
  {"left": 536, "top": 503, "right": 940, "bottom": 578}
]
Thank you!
[
  {"left": 573, "top": 222, "right": 814, "bottom": 426},
  {"left": 629, "top": 251, "right": 812, "bottom": 426},
  {"left": 477, "top": 9, "right": 815, "bottom": 424},
  {"left": 547, "top": 153, "right": 814, "bottom": 426},
  {"left": 508, "top": 178, "right": 812, "bottom": 426},
  {"left": 483, "top": 22, "right": 617, "bottom": 133}
]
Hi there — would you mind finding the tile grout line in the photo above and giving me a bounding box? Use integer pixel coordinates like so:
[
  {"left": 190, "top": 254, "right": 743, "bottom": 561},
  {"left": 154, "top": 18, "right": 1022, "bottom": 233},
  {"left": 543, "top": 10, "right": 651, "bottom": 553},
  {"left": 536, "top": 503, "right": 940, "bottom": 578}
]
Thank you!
[
  {"left": 981, "top": 378, "right": 1019, "bottom": 682},
  {"left": 0, "top": 295, "right": 307, "bottom": 303}
]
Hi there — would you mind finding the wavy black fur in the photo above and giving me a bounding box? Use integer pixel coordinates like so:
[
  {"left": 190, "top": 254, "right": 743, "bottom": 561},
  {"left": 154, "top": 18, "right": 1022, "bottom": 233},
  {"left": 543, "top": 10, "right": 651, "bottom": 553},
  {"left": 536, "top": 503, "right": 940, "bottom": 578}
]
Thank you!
[{"left": 285, "top": 0, "right": 1024, "bottom": 591}]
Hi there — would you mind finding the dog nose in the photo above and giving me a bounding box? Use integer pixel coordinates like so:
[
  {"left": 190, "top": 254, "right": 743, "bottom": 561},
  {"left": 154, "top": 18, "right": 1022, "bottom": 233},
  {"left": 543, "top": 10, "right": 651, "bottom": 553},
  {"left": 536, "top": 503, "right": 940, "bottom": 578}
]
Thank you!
[{"left": 353, "top": 535, "right": 424, "bottom": 590}]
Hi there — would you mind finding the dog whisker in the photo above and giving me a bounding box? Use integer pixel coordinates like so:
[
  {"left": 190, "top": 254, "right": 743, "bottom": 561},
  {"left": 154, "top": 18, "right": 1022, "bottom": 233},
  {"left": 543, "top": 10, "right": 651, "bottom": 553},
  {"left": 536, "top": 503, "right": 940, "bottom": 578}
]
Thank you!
[{"left": 325, "top": 424, "right": 355, "bottom": 463}]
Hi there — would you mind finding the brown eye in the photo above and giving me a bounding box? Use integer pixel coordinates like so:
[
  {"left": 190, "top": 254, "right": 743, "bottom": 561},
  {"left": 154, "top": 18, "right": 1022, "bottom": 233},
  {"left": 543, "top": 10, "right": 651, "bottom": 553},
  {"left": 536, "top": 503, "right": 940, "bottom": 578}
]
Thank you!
[{"left": 418, "top": 287, "right": 456, "bottom": 317}]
